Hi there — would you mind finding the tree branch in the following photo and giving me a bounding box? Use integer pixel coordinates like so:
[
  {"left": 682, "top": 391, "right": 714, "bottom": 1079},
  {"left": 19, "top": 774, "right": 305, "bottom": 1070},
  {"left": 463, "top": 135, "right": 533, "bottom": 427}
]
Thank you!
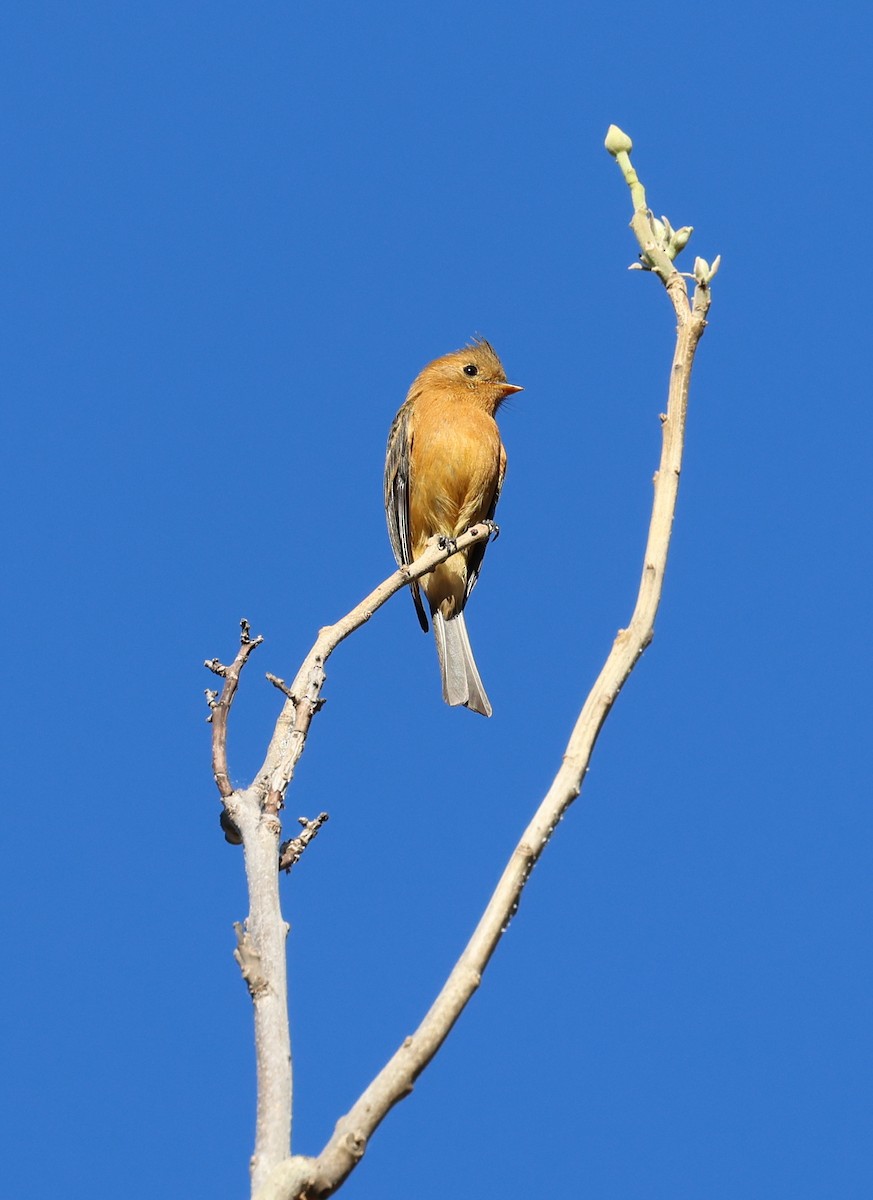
[
  {"left": 205, "top": 618, "right": 263, "bottom": 802},
  {"left": 206, "top": 524, "right": 498, "bottom": 1196},
  {"left": 279, "top": 813, "right": 330, "bottom": 874},
  {"left": 254, "top": 522, "right": 499, "bottom": 814},
  {"left": 252, "top": 127, "right": 718, "bottom": 1200}
]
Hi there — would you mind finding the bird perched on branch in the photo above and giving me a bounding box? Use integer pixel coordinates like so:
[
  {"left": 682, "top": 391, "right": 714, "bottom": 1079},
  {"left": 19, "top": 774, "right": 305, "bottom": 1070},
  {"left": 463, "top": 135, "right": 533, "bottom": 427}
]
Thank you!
[{"left": 384, "top": 339, "right": 522, "bottom": 716}]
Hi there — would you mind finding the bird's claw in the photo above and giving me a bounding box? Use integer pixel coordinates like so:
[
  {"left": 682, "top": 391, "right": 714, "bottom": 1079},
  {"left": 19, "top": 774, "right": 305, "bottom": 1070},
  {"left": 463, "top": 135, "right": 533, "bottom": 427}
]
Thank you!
[
  {"left": 438, "top": 535, "right": 458, "bottom": 555},
  {"left": 484, "top": 519, "right": 500, "bottom": 541}
]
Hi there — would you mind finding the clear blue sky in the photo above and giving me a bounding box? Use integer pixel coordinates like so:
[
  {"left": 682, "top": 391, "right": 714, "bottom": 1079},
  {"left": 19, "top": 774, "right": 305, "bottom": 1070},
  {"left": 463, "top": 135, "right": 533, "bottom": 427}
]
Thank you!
[{"left": 4, "top": 4, "right": 871, "bottom": 1198}]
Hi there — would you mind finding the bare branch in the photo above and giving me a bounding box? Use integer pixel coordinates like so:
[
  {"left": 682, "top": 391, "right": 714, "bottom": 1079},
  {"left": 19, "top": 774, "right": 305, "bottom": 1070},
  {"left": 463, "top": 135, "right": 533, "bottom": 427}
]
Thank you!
[
  {"left": 208, "top": 526, "right": 497, "bottom": 1197},
  {"left": 279, "top": 813, "right": 330, "bottom": 874},
  {"left": 254, "top": 522, "right": 497, "bottom": 812},
  {"left": 240, "top": 794, "right": 294, "bottom": 1195},
  {"left": 253, "top": 129, "right": 716, "bottom": 1200},
  {"left": 266, "top": 673, "right": 296, "bottom": 701},
  {"left": 206, "top": 618, "right": 263, "bottom": 799}
]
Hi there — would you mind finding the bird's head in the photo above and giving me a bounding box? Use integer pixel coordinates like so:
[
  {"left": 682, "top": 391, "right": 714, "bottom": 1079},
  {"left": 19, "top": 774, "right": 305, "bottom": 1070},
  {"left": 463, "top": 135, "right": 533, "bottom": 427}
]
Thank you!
[{"left": 413, "top": 338, "right": 523, "bottom": 413}]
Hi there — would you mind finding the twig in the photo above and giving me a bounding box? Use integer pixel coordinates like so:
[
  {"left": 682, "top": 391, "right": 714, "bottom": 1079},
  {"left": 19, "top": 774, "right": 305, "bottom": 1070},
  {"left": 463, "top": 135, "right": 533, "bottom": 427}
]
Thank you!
[
  {"left": 267, "top": 674, "right": 296, "bottom": 701},
  {"left": 252, "top": 127, "right": 718, "bottom": 1200},
  {"left": 206, "top": 618, "right": 263, "bottom": 799},
  {"left": 254, "top": 522, "right": 498, "bottom": 811},
  {"left": 279, "top": 814, "right": 330, "bottom": 873}
]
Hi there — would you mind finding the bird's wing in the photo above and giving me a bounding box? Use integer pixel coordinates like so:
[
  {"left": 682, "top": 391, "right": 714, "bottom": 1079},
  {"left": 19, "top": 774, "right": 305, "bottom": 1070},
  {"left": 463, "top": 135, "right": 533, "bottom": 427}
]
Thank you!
[
  {"left": 464, "top": 441, "right": 507, "bottom": 603},
  {"left": 384, "top": 402, "right": 428, "bottom": 632}
]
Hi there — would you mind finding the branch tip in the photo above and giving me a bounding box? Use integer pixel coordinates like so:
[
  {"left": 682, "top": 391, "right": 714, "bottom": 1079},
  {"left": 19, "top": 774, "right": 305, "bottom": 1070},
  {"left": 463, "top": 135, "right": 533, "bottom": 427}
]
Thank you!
[
  {"left": 279, "top": 812, "right": 330, "bottom": 873},
  {"left": 266, "top": 673, "right": 296, "bottom": 701},
  {"left": 605, "top": 129, "right": 713, "bottom": 285},
  {"left": 604, "top": 124, "right": 633, "bottom": 156},
  {"left": 207, "top": 626, "right": 267, "bottom": 808},
  {"left": 694, "top": 253, "right": 721, "bottom": 285}
]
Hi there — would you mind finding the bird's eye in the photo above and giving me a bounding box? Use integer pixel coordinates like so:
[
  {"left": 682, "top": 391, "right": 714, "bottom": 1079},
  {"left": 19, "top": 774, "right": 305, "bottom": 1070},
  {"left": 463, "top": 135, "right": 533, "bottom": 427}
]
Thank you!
[{"left": 463, "top": 363, "right": 479, "bottom": 377}]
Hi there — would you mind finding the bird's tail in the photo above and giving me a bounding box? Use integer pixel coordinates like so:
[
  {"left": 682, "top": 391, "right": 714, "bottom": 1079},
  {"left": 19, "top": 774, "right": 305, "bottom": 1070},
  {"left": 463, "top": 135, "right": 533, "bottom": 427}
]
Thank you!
[{"left": 432, "top": 610, "right": 492, "bottom": 717}]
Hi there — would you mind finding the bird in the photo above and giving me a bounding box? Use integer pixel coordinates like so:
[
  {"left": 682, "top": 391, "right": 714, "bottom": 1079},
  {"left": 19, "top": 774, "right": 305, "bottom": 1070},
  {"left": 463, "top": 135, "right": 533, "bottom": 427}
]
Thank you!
[{"left": 384, "top": 338, "right": 522, "bottom": 716}]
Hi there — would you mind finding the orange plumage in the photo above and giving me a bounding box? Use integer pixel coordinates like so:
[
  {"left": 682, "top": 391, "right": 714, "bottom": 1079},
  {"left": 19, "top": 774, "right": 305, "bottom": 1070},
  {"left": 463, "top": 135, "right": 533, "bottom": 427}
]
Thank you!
[{"left": 384, "top": 339, "right": 522, "bottom": 716}]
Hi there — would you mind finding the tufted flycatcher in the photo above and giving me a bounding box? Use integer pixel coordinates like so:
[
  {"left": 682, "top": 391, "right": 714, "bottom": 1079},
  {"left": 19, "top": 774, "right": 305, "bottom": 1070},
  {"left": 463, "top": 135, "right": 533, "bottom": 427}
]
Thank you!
[{"left": 384, "top": 339, "right": 521, "bottom": 716}]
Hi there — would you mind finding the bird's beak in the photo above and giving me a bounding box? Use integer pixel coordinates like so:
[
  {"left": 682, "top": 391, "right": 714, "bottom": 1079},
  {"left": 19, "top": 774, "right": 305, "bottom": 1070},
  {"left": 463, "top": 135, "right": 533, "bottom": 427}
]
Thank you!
[{"left": 499, "top": 383, "right": 524, "bottom": 397}]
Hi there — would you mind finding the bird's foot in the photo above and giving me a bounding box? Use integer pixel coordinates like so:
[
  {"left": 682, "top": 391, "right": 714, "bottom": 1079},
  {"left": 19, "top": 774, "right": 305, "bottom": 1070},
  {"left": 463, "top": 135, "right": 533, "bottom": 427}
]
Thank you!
[
  {"left": 438, "top": 535, "right": 458, "bottom": 555},
  {"left": 483, "top": 519, "right": 500, "bottom": 542}
]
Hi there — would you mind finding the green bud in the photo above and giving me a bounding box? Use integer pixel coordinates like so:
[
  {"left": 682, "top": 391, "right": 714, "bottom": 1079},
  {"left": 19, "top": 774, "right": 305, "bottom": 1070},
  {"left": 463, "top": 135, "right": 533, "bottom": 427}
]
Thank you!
[
  {"left": 604, "top": 125, "right": 633, "bottom": 156},
  {"left": 692, "top": 254, "right": 721, "bottom": 285}
]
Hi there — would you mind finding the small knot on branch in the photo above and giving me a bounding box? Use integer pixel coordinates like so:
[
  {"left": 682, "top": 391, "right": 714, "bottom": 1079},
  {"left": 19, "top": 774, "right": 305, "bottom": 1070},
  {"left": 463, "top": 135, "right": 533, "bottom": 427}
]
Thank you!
[
  {"left": 220, "top": 808, "right": 243, "bottom": 845},
  {"left": 233, "top": 922, "right": 269, "bottom": 998},
  {"left": 343, "top": 1130, "right": 367, "bottom": 1161}
]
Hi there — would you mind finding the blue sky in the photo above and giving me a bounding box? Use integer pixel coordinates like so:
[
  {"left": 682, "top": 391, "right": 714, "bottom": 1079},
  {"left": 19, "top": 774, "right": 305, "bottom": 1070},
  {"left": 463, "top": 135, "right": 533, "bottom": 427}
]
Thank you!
[{"left": 3, "top": 4, "right": 872, "bottom": 1198}]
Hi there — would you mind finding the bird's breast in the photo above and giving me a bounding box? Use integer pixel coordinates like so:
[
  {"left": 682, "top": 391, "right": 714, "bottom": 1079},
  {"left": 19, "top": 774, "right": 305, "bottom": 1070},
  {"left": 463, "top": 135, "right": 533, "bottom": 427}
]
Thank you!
[{"left": 408, "top": 397, "right": 503, "bottom": 551}]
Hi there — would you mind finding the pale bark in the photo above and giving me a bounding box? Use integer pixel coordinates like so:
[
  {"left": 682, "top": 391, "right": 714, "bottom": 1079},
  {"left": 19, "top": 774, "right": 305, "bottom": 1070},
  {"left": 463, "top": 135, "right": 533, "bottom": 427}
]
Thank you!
[{"left": 207, "top": 524, "right": 501, "bottom": 1194}]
